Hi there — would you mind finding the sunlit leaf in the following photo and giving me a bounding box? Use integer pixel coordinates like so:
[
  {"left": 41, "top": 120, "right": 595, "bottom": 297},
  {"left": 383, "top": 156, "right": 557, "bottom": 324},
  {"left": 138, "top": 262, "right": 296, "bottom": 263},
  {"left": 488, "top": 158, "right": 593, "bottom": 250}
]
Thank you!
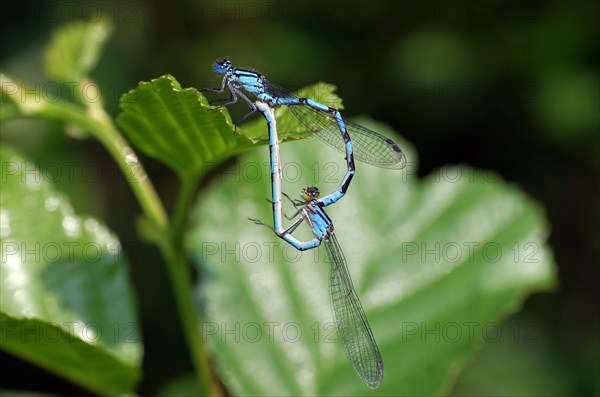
[
  {"left": 116, "top": 75, "right": 256, "bottom": 181},
  {"left": 0, "top": 146, "right": 142, "bottom": 396},
  {"left": 117, "top": 75, "right": 343, "bottom": 182},
  {"left": 188, "top": 121, "right": 556, "bottom": 396}
]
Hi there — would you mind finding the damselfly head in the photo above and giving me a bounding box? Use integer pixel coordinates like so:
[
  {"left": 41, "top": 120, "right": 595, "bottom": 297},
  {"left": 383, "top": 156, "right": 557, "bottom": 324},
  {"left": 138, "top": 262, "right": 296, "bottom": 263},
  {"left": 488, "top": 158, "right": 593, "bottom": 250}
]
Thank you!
[
  {"left": 214, "top": 59, "right": 232, "bottom": 74},
  {"left": 301, "top": 186, "right": 320, "bottom": 201}
]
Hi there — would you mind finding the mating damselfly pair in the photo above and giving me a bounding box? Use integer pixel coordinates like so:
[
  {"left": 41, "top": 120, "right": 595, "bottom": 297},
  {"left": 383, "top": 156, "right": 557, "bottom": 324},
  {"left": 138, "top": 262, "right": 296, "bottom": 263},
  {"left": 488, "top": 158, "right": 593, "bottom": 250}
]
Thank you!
[{"left": 201, "top": 59, "right": 406, "bottom": 389}]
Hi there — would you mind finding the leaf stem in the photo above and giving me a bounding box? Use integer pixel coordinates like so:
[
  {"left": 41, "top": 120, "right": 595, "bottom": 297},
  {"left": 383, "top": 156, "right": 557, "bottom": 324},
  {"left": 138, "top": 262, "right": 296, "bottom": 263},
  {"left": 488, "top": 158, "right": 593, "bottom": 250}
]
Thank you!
[
  {"left": 50, "top": 102, "right": 168, "bottom": 231},
  {"left": 171, "top": 177, "right": 197, "bottom": 250},
  {"left": 163, "top": 246, "right": 216, "bottom": 395},
  {"left": 166, "top": 176, "right": 217, "bottom": 394}
]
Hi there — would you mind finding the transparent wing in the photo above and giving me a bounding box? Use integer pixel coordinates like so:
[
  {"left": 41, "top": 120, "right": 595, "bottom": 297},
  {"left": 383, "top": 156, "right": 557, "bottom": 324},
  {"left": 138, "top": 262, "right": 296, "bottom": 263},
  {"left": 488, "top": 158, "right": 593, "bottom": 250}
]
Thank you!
[
  {"left": 264, "top": 80, "right": 406, "bottom": 170},
  {"left": 323, "top": 233, "right": 383, "bottom": 389}
]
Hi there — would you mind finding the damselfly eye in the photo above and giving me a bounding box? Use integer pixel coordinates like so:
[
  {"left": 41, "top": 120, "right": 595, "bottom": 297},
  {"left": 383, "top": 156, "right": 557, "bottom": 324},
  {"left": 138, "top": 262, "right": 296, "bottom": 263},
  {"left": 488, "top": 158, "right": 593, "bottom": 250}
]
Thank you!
[
  {"left": 213, "top": 59, "right": 232, "bottom": 74},
  {"left": 301, "top": 186, "right": 320, "bottom": 200}
]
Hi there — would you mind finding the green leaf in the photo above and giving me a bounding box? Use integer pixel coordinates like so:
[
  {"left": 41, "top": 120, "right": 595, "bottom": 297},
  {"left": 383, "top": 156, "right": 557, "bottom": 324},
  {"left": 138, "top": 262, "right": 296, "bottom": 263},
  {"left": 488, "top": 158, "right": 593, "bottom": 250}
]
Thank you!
[
  {"left": 43, "top": 19, "right": 113, "bottom": 82},
  {"left": 116, "top": 75, "right": 256, "bottom": 181},
  {"left": 116, "top": 76, "right": 344, "bottom": 182},
  {"left": 187, "top": 121, "right": 557, "bottom": 395},
  {"left": 0, "top": 146, "right": 142, "bottom": 396}
]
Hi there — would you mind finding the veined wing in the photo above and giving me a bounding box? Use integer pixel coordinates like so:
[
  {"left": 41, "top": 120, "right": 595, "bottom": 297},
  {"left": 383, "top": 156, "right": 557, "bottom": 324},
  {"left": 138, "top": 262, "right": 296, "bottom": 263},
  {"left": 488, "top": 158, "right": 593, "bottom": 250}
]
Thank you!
[
  {"left": 324, "top": 233, "right": 383, "bottom": 389},
  {"left": 264, "top": 80, "right": 406, "bottom": 170}
]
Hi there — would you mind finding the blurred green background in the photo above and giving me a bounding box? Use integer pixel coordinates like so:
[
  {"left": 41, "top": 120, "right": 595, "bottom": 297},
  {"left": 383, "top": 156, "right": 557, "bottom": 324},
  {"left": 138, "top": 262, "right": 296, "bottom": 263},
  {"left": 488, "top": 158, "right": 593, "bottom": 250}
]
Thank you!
[{"left": 1, "top": 0, "right": 598, "bottom": 395}]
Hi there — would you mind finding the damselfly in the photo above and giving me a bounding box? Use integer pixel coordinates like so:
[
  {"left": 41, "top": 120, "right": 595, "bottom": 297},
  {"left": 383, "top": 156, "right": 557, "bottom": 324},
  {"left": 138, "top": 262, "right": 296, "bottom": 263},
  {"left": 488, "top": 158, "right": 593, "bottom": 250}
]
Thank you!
[
  {"left": 200, "top": 59, "right": 407, "bottom": 170},
  {"left": 250, "top": 187, "right": 384, "bottom": 389},
  {"left": 248, "top": 101, "right": 384, "bottom": 388}
]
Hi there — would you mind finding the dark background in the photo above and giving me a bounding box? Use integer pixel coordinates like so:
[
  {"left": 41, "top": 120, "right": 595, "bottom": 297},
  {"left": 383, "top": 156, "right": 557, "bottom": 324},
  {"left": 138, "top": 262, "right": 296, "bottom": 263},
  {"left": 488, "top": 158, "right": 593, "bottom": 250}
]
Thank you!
[{"left": 1, "top": 0, "right": 598, "bottom": 395}]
